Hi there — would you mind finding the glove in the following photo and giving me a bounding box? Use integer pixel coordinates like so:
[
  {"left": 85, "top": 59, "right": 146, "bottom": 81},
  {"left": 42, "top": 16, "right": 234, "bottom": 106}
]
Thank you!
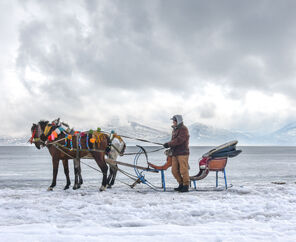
[
  {"left": 105, "top": 146, "right": 111, "bottom": 153},
  {"left": 163, "top": 143, "right": 169, "bottom": 148}
]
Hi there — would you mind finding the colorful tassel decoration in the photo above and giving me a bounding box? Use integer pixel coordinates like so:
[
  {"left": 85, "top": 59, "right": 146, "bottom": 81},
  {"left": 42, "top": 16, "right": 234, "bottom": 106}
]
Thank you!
[
  {"left": 86, "top": 134, "right": 90, "bottom": 150},
  {"left": 90, "top": 138, "right": 96, "bottom": 143}
]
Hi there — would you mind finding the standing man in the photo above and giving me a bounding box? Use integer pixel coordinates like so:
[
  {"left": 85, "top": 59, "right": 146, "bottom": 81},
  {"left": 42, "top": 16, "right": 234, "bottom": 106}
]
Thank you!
[{"left": 163, "top": 115, "right": 190, "bottom": 192}]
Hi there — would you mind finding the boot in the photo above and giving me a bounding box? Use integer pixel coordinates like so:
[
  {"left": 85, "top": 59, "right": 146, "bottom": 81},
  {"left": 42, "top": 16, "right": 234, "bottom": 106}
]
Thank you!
[
  {"left": 174, "top": 184, "right": 183, "bottom": 191},
  {"left": 179, "top": 185, "right": 189, "bottom": 193}
]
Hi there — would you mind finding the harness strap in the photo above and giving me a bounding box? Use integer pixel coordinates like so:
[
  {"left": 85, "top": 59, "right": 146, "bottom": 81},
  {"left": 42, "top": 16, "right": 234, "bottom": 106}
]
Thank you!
[
  {"left": 53, "top": 144, "right": 75, "bottom": 159},
  {"left": 54, "top": 142, "right": 106, "bottom": 153},
  {"left": 111, "top": 143, "right": 122, "bottom": 154}
]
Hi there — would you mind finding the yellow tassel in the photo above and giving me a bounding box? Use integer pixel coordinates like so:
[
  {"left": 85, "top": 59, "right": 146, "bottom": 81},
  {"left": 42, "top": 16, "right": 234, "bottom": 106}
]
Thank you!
[
  {"left": 44, "top": 125, "right": 51, "bottom": 136},
  {"left": 96, "top": 133, "right": 104, "bottom": 143}
]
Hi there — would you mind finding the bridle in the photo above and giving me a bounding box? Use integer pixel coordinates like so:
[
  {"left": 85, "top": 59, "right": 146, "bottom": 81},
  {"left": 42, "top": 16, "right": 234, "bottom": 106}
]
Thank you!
[
  {"left": 109, "top": 132, "right": 126, "bottom": 156},
  {"left": 29, "top": 129, "right": 36, "bottom": 144},
  {"left": 29, "top": 122, "right": 53, "bottom": 147}
]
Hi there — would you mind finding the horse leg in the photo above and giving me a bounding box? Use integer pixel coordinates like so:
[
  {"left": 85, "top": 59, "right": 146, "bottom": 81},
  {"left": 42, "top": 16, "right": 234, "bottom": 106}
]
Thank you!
[
  {"left": 73, "top": 158, "right": 81, "bottom": 190},
  {"left": 99, "top": 163, "right": 108, "bottom": 191},
  {"left": 48, "top": 157, "right": 59, "bottom": 191},
  {"left": 107, "top": 165, "right": 118, "bottom": 188},
  {"left": 78, "top": 162, "right": 83, "bottom": 186},
  {"left": 110, "top": 165, "right": 118, "bottom": 186},
  {"left": 93, "top": 153, "right": 108, "bottom": 191},
  {"left": 107, "top": 151, "right": 118, "bottom": 188},
  {"left": 62, "top": 159, "right": 71, "bottom": 190},
  {"left": 107, "top": 166, "right": 113, "bottom": 188}
]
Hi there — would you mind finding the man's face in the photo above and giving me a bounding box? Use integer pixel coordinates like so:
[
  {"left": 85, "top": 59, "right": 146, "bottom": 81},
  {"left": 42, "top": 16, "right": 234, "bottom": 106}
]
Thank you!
[{"left": 172, "top": 120, "right": 177, "bottom": 126}]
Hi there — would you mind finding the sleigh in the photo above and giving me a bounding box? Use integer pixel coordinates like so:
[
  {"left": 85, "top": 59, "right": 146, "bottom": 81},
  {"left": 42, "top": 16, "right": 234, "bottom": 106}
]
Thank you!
[{"left": 148, "top": 141, "right": 242, "bottom": 191}]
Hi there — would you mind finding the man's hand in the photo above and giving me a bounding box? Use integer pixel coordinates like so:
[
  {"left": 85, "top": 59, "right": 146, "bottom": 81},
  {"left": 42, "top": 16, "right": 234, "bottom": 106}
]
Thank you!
[{"left": 163, "top": 143, "right": 169, "bottom": 148}]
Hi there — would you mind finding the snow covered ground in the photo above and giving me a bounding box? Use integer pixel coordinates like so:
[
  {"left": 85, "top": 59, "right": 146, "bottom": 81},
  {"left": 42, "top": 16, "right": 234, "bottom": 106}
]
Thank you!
[{"left": 0, "top": 146, "right": 296, "bottom": 241}]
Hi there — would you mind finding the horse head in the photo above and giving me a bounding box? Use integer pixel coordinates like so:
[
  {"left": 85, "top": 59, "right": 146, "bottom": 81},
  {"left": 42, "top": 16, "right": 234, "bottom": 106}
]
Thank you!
[
  {"left": 30, "top": 120, "right": 52, "bottom": 149},
  {"left": 108, "top": 139, "right": 126, "bottom": 160}
]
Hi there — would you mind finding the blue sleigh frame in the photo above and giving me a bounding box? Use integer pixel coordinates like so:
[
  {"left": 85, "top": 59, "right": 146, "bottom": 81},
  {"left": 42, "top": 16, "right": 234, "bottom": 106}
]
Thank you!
[{"left": 133, "top": 141, "right": 241, "bottom": 191}]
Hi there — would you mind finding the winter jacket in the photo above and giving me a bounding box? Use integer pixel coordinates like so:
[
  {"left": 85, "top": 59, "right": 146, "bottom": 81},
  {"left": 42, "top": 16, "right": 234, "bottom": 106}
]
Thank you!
[{"left": 168, "top": 123, "right": 190, "bottom": 156}]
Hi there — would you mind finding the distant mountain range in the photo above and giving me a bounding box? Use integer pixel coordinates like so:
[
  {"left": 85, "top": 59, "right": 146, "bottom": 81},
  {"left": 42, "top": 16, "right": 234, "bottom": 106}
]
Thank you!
[
  {"left": 258, "top": 122, "right": 296, "bottom": 145},
  {"left": 0, "top": 136, "right": 29, "bottom": 146},
  {"left": 1, "top": 121, "right": 296, "bottom": 146},
  {"left": 105, "top": 121, "right": 296, "bottom": 146}
]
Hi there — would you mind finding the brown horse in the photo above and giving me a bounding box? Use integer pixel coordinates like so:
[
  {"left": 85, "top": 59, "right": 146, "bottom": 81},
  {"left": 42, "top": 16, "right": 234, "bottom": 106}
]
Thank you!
[{"left": 30, "top": 120, "right": 112, "bottom": 191}]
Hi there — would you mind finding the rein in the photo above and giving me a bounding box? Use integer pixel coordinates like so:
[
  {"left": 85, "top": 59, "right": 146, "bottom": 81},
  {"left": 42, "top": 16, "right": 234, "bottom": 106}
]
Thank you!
[
  {"left": 117, "top": 134, "right": 164, "bottom": 146},
  {"left": 122, "top": 146, "right": 165, "bottom": 156}
]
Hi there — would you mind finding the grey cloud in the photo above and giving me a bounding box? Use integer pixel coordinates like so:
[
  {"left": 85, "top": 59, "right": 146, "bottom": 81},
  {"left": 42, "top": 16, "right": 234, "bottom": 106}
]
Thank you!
[
  {"left": 157, "top": 0, "right": 296, "bottom": 93},
  {"left": 5, "top": 0, "right": 296, "bottom": 136},
  {"left": 199, "top": 103, "right": 216, "bottom": 119},
  {"left": 16, "top": 0, "right": 296, "bottom": 101},
  {"left": 16, "top": 0, "right": 202, "bottom": 97}
]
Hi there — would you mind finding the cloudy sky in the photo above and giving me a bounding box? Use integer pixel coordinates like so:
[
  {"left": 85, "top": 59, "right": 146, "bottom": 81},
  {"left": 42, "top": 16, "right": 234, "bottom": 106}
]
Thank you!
[{"left": 1, "top": 0, "right": 296, "bottom": 137}]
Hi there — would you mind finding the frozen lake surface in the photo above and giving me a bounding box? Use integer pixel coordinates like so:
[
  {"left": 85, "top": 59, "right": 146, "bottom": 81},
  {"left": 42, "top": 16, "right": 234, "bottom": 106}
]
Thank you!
[{"left": 0, "top": 146, "right": 296, "bottom": 241}]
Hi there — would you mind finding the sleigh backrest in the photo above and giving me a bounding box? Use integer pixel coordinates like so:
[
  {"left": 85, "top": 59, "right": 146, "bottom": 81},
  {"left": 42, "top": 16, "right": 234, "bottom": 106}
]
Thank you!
[{"left": 207, "top": 157, "right": 227, "bottom": 171}]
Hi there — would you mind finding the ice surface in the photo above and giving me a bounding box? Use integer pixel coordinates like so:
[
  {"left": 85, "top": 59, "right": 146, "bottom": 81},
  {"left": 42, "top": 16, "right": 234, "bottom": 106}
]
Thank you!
[{"left": 0, "top": 146, "right": 296, "bottom": 241}]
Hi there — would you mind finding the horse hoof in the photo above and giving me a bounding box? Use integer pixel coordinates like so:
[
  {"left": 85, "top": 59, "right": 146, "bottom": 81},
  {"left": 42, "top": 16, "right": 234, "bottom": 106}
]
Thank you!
[
  {"left": 47, "top": 187, "right": 53, "bottom": 191},
  {"left": 73, "top": 183, "right": 81, "bottom": 190},
  {"left": 107, "top": 185, "right": 112, "bottom": 189},
  {"left": 99, "top": 186, "right": 107, "bottom": 191},
  {"left": 64, "top": 186, "right": 70, "bottom": 190}
]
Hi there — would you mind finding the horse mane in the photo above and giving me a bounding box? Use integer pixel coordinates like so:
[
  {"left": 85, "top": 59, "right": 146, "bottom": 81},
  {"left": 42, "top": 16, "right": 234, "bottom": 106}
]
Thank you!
[
  {"left": 38, "top": 120, "right": 49, "bottom": 130},
  {"left": 39, "top": 120, "right": 49, "bottom": 124}
]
